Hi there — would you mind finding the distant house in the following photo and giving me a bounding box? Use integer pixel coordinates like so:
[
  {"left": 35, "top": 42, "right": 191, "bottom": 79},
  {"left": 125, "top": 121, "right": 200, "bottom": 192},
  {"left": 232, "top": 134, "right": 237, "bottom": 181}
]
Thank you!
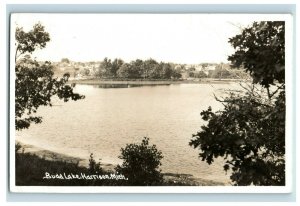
[
  {"left": 194, "top": 65, "right": 203, "bottom": 71},
  {"left": 202, "top": 64, "right": 216, "bottom": 75}
]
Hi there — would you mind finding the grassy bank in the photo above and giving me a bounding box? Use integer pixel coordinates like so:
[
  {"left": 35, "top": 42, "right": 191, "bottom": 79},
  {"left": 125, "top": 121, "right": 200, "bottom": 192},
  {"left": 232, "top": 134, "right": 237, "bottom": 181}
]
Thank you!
[
  {"left": 15, "top": 143, "right": 226, "bottom": 186},
  {"left": 69, "top": 78, "right": 241, "bottom": 86}
]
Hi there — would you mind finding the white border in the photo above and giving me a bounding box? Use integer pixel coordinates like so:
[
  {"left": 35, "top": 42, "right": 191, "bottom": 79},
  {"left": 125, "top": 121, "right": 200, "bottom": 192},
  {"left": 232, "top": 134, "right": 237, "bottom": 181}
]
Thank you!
[{"left": 9, "top": 13, "right": 293, "bottom": 194}]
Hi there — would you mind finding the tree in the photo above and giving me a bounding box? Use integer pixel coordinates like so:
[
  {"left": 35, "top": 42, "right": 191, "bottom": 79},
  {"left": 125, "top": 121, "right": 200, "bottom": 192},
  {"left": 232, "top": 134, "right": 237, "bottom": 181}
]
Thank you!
[
  {"left": 129, "top": 59, "right": 143, "bottom": 79},
  {"left": 194, "top": 71, "right": 208, "bottom": 78},
  {"left": 117, "top": 63, "right": 133, "bottom": 79},
  {"left": 81, "top": 68, "right": 90, "bottom": 76},
  {"left": 88, "top": 153, "right": 103, "bottom": 174},
  {"left": 61, "top": 58, "right": 70, "bottom": 64},
  {"left": 228, "top": 21, "right": 285, "bottom": 89},
  {"left": 188, "top": 67, "right": 196, "bottom": 72},
  {"left": 115, "top": 137, "right": 164, "bottom": 186},
  {"left": 15, "top": 23, "right": 84, "bottom": 130},
  {"left": 211, "top": 67, "right": 232, "bottom": 79},
  {"left": 143, "top": 59, "right": 160, "bottom": 79},
  {"left": 160, "top": 63, "right": 173, "bottom": 79},
  {"left": 190, "top": 21, "right": 285, "bottom": 186},
  {"left": 15, "top": 23, "right": 50, "bottom": 62},
  {"left": 188, "top": 72, "right": 195, "bottom": 78},
  {"left": 190, "top": 87, "right": 285, "bottom": 185},
  {"left": 111, "top": 58, "right": 124, "bottom": 77},
  {"left": 99, "top": 57, "right": 113, "bottom": 78},
  {"left": 171, "top": 69, "right": 182, "bottom": 79},
  {"left": 91, "top": 58, "right": 182, "bottom": 80}
]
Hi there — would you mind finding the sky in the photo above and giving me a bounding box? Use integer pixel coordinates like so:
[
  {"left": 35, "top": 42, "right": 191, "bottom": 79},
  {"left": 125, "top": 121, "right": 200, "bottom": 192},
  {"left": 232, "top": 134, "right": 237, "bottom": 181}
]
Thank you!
[{"left": 11, "top": 14, "right": 277, "bottom": 64}]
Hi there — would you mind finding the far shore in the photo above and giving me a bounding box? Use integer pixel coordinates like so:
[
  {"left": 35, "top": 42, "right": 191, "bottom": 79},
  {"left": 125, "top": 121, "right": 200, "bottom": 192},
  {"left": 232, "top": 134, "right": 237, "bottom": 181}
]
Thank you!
[
  {"left": 16, "top": 141, "right": 228, "bottom": 186},
  {"left": 69, "top": 78, "right": 245, "bottom": 86}
]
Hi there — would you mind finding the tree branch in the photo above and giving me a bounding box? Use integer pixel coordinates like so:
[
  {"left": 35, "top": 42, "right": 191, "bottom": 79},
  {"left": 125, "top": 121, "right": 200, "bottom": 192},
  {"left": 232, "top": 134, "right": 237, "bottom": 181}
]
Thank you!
[
  {"left": 269, "top": 84, "right": 285, "bottom": 99},
  {"left": 15, "top": 44, "right": 20, "bottom": 63}
]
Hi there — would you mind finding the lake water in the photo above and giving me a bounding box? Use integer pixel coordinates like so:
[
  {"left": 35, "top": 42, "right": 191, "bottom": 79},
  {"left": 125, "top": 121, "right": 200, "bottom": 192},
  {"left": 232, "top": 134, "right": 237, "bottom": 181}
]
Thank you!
[{"left": 16, "top": 83, "right": 238, "bottom": 184}]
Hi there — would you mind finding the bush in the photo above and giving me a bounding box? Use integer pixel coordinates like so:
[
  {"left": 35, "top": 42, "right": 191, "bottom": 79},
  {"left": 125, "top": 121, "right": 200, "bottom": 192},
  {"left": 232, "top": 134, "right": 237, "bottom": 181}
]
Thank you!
[
  {"left": 115, "top": 137, "right": 164, "bottom": 186},
  {"left": 88, "top": 153, "right": 103, "bottom": 174}
]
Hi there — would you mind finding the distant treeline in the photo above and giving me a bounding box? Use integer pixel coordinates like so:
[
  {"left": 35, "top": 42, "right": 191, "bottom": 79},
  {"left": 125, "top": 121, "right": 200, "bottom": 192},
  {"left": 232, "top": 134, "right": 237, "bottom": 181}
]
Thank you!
[
  {"left": 55, "top": 57, "right": 249, "bottom": 80},
  {"left": 93, "top": 58, "right": 182, "bottom": 80}
]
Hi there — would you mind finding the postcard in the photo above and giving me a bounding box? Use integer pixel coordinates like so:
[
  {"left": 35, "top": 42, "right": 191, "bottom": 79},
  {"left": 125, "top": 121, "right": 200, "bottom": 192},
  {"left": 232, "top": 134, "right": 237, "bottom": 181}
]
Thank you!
[{"left": 10, "top": 13, "right": 293, "bottom": 193}]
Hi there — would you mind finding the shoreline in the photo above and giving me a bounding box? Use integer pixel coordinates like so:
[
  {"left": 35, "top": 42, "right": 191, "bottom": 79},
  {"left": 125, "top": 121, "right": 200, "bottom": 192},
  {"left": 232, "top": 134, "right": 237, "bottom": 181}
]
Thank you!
[
  {"left": 16, "top": 141, "right": 227, "bottom": 186},
  {"left": 16, "top": 141, "right": 116, "bottom": 171},
  {"left": 69, "top": 78, "right": 244, "bottom": 86}
]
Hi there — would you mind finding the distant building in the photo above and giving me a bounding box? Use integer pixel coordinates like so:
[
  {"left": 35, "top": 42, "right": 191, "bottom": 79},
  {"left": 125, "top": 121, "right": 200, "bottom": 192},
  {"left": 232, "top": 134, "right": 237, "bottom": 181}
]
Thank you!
[{"left": 202, "top": 64, "right": 216, "bottom": 75}]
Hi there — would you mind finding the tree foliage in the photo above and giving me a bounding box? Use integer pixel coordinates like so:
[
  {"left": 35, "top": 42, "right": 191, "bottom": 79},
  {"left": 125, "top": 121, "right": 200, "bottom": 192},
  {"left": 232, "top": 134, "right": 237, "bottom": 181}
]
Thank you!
[
  {"left": 228, "top": 21, "right": 285, "bottom": 88},
  {"left": 15, "top": 23, "right": 84, "bottom": 130},
  {"left": 15, "top": 23, "right": 50, "bottom": 60},
  {"left": 190, "top": 87, "right": 285, "bottom": 185},
  {"left": 111, "top": 58, "right": 124, "bottom": 77},
  {"left": 99, "top": 57, "right": 113, "bottom": 77},
  {"left": 88, "top": 153, "right": 103, "bottom": 174},
  {"left": 190, "top": 21, "right": 285, "bottom": 186},
  {"left": 95, "top": 57, "right": 182, "bottom": 80},
  {"left": 115, "top": 137, "right": 164, "bottom": 186},
  {"left": 61, "top": 58, "right": 70, "bottom": 64}
]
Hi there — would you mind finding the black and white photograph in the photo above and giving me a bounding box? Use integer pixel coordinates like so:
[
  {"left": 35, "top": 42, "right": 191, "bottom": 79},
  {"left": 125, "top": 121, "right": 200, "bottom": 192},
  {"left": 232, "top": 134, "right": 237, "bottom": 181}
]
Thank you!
[{"left": 10, "top": 13, "right": 292, "bottom": 192}]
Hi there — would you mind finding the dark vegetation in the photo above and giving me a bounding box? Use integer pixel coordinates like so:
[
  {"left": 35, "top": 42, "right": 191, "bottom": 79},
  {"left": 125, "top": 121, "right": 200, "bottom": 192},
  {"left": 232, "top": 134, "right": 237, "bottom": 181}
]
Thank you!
[
  {"left": 16, "top": 138, "right": 213, "bottom": 186},
  {"left": 190, "top": 21, "right": 285, "bottom": 186},
  {"left": 115, "top": 137, "right": 164, "bottom": 186},
  {"left": 59, "top": 57, "right": 183, "bottom": 80},
  {"left": 15, "top": 23, "right": 84, "bottom": 130},
  {"left": 98, "top": 58, "right": 182, "bottom": 80},
  {"left": 16, "top": 145, "right": 116, "bottom": 186}
]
